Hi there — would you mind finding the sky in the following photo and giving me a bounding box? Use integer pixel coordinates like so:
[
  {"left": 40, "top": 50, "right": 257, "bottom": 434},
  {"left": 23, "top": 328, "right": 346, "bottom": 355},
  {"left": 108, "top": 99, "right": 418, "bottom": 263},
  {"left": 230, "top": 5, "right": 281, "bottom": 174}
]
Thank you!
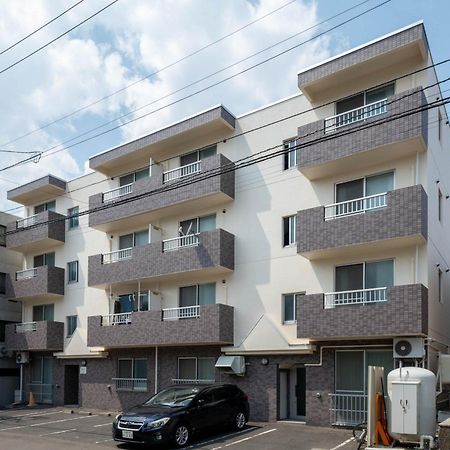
[{"left": 0, "top": 0, "right": 449, "bottom": 213}]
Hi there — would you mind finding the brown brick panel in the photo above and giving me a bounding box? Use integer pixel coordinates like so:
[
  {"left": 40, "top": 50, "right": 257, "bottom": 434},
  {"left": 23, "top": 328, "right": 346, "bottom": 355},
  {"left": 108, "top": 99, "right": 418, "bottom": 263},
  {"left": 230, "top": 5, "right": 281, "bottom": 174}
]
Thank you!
[
  {"left": 6, "top": 210, "right": 66, "bottom": 249},
  {"left": 88, "top": 154, "right": 235, "bottom": 227},
  {"left": 297, "top": 185, "right": 427, "bottom": 255},
  {"left": 5, "top": 266, "right": 65, "bottom": 300},
  {"left": 297, "top": 284, "right": 428, "bottom": 339},
  {"left": 88, "top": 229, "right": 234, "bottom": 287},
  {"left": 296, "top": 88, "right": 428, "bottom": 170},
  {"left": 87, "top": 303, "right": 234, "bottom": 348},
  {"left": 5, "top": 321, "right": 64, "bottom": 351}
]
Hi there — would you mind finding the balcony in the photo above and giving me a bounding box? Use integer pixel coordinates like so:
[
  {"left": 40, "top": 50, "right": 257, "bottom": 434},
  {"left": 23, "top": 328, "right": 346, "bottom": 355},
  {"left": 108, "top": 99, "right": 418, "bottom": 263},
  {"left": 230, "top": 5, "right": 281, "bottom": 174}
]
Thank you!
[
  {"left": 6, "top": 210, "right": 66, "bottom": 253},
  {"left": 297, "top": 185, "right": 427, "bottom": 260},
  {"left": 6, "top": 266, "right": 65, "bottom": 301},
  {"left": 88, "top": 229, "right": 234, "bottom": 288},
  {"left": 296, "top": 88, "right": 428, "bottom": 180},
  {"left": 297, "top": 284, "right": 428, "bottom": 340},
  {"left": 7, "top": 174, "right": 66, "bottom": 205},
  {"left": 5, "top": 321, "right": 64, "bottom": 351},
  {"left": 87, "top": 303, "right": 234, "bottom": 348},
  {"left": 88, "top": 154, "right": 235, "bottom": 232}
]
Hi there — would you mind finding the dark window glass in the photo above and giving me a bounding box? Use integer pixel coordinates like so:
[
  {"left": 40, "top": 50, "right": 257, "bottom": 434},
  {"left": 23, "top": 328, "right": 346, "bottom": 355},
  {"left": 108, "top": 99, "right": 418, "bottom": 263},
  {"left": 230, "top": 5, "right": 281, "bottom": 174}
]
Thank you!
[
  {"left": 68, "top": 206, "right": 79, "bottom": 229},
  {"left": 67, "top": 316, "right": 77, "bottom": 336},
  {"left": 199, "top": 145, "right": 216, "bottom": 160},
  {"left": 33, "top": 254, "right": 45, "bottom": 267},
  {"left": 67, "top": 261, "right": 78, "bottom": 283},
  {"left": 180, "top": 151, "right": 199, "bottom": 166},
  {"left": 0, "top": 273, "right": 5, "bottom": 295},
  {"left": 366, "top": 83, "right": 394, "bottom": 104},
  {"left": 34, "top": 203, "right": 45, "bottom": 214},
  {"left": 179, "top": 218, "right": 198, "bottom": 235},
  {"left": 0, "top": 225, "right": 5, "bottom": 247},
  {"left": 119, "top": 173, "right": 134, "bottom": 186},
  {"left": 119, "top": 233, "right": 134, "bottom": 249},
  {"left": 336, "top": 179, "right": 364, "bottom": 202},
  {"left": 336, "top": 93, "right": 364, "bottom": 115},
  {"left": 179, "top": 286, "right": 197, "bottom": 307},
  {"left": 335, "top": 264, "right": 364, "bottom": 291}
]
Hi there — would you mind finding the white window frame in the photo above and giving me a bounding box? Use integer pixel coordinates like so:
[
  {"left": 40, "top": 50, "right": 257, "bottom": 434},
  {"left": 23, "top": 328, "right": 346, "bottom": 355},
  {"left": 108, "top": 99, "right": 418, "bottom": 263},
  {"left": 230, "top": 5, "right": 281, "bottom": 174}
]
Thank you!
[
  {"left": 67, "top": 261, "right": 79, "bottom": 284},
  {"left": 177, "top": 357, "right": 216, "bottom": 381},
  {"left": 66, "top": 315, "right": 77, "bottom": 337},
  {"left": 282, "top": 293, "right": 302, "bottom": 324},
  {"left": 117, "top": 358, "right": 147, "bottom": 379},
  {"left": 283, "top": 138, "right": 297, "bottom": 170},
  {"left": 67, "top": 206, "right": 79, "bottom": 230},
  {"left": 179, "top": 214, "right": 216, "bottom": 235},
  {"left": 283, "top": 215, "right": 297, "bottom": 247}
]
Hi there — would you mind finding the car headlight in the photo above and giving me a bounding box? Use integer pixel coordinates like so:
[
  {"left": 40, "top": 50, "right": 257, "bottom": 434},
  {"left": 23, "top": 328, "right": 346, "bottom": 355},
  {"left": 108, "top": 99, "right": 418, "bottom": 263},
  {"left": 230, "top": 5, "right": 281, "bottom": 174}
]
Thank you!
[
  {"left": 142, "top": 417, "right": 170, "bottom": 430},
  {"left": 114, "top": 414, "right": 122, "bottom": 424}
]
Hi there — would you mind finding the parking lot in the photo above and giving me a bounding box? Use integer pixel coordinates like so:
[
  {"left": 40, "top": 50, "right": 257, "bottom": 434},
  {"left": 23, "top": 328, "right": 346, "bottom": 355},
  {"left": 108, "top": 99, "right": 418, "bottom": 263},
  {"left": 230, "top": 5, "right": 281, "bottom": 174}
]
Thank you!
[{"left": 0, "top": 407, "right": 355, "bottom": 450}]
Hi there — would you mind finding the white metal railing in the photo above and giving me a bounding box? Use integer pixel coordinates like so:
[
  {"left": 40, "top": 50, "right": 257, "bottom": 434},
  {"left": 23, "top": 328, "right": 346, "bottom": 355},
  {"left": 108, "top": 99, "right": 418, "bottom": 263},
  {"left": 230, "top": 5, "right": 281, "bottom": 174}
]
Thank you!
[
  {"left": 162, "top": 305, "right": 200, "bottom": 321},
  {"left": 172, "top": 379, "right": 215, "bottom": 385},
  {"left": 101, "top": 313, "right": 132, "bottom": 326},
  {"left": 325, "top": 98, "right": 388, "bottom": 133},
  {"left": 162, "top": 234, "right": 199, "bottom": 252},
  {"left": 16, "top": 267, "right": 38, "bottom": 280},
  {"left": 113, "top": 378, "right": 148, "bottom": 391},
  {"left": 329, "top": 393, "right": 367, "bottom": 426},
  {"left": 16, "top": 214, "right": 38, "bottom": 228},
  {"left": 324, "top": 192, "right": 387, "bottom": 220},
  {"left": 324, "top": 287, "right": 387, "bottom": 309},
  {"left": 163, "top": 161, "right": 201, "bottom": 183},
  {"left": 16, "top": 322, "right": 37, "bottom": 333},
  {"left": 102, "top": 247, "right": 133, "bottom": 264},
  {"left": 28, "top": 383, "right": 53, "bottom": 404},
  {"left": 102, "top": 183, "right": 133, "bottom": 202}
]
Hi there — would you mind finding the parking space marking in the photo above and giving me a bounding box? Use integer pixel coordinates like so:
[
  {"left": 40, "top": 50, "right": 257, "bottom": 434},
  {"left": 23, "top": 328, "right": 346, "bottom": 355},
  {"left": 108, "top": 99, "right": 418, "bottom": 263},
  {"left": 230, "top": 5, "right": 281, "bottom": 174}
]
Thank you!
[
  {"left": 39, "top": 428, "right": 77, "bottom": 437},
  {"left": 0, "top": 414, "right": 99, "bottom": 431},
  {"left": 95, "top": 438, "right": 114, "bottom": 444},
  {"left": 329, "top": 437, "right": 355, "bottom": 450},
  {"left": 93, "top": 422, "right": 113, "bottom": 428},
  {"left": 0, "top": 410, "right": 65, "bottom": 422},
  {"left": 187, "top": 426, "right": 258, "bottom": 449},
  {"left": 211, "top": 428, "right": 277, "bottom": 449}
]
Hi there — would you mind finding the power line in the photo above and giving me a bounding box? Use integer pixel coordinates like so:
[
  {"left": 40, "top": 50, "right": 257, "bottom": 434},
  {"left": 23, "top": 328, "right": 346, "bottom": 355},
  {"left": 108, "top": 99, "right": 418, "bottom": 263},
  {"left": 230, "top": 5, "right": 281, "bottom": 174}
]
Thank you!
[
  {"left": 0, "top": 0, "right": 120, "bottom": 76},
  {"left": 0, "top": 0, "right": 300, "bottom": 148},
  {"left": 0, "top": 0, "right": 85, "bottom": 55},
  {"left": 0, "top": 0, "right": 392, "bottom": 171},
  {"left": 6, "top": 94, "right": 447, "bottom": 234}
]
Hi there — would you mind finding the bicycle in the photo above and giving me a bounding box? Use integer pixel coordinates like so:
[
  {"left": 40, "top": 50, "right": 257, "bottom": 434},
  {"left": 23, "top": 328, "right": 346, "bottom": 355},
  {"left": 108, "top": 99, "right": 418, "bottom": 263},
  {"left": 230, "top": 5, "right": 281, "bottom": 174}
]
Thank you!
[{"left": 352, "top": 422, "right": 367, "bottom": 450}]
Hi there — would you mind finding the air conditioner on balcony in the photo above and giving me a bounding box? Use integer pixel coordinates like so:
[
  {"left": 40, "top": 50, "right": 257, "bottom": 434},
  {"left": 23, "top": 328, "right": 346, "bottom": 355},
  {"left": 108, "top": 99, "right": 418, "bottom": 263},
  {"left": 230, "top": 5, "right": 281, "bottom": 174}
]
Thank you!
[
  {"left": 215, "top": 355, "right": 246, "bottom": 376},
  {"left": 16, "top": 351, "right": 29, "bottom": 364},
  {"left": 393, "top": 338, "right": 425, "bottom": 359}
]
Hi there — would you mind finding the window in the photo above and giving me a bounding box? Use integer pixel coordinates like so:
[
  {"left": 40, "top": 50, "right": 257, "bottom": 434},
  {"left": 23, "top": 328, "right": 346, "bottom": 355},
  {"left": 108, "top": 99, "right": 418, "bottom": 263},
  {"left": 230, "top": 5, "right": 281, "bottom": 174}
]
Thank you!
[
  {"left": 67, "top": 206, "right": 79, "bottom": 229},
  {"left": 179, "top": 214, "right": 216, "bottom": 236},
  {"left": 34, "top": 200, "right": 56, "bottom": 214},
  {"left": 179, "top": 145, "right": 216, "bottom": 167},
  {"left": 283, "top": 139, "right": 297, "bottom": 170},
  {"left": 283, "top": 215, "right": 297, "bottom": 246},
  {"left": 33, "top": 304, "right": 54, "bottom": 321},
  {"left": 0, "top": 225, "right": 5, "bottom": 247},
  {"left": 119, "top": 168, "right": 149, "bottom": 186},
  {"left": 438, "top": 189, "right": 443, "bottom": 222},
  {"left": 336, "top": 172, "right": 394, "bottom": 203},
  {"left": 119, "top": 229, "right": 149, "bottom": 249},
  {"left": 439, "top": 268, "right": 443, "bottom": 304},
  {"left": 0, "top": 273, "right": 5, "bottom": 295},
  {"left": 335, "top": 260, "right": 394, "bottom": 292},
  {"left": 177, "top": 357, "right": 215, "bottom": 382},
  {"left": 0, "top": 320, "right": 13, "bottom": 342},
  {"left": 34, "top": 252, "right": 55, "bottom": 268},
  {"left": 117, "top": 358, "right": 147, "bottom": 391},
  {"left": 66, "top": 316, "right": 77, "bottom": 337},
  {"left": 114, "top": 291, "right": 149, "bottom": 313},
  {"left": 67, "top": 261, "right": 78, "bottom": 284},
  {"left": 283, "top": 293, "right": 302, "bottom": 324},
  {"left": 179, "top": 283, "right": 216, "bottom": 307}
]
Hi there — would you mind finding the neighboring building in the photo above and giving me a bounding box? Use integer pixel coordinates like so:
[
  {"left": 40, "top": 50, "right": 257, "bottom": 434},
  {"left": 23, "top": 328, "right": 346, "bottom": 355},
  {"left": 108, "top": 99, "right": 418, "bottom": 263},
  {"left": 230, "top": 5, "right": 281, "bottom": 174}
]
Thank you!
[
  {"left": 0, "top": 212, "right": 22, "bottom": 406},
  {"left": 3, "top": 22, "right": 450, "bottom": 425}
]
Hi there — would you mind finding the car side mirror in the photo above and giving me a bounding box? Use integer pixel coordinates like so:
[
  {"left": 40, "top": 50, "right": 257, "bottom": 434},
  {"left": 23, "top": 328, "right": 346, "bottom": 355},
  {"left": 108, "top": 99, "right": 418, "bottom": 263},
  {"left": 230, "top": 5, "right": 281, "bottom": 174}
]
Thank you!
[{"left": 197, "top": 399, "right": 205, "bottom": 408}]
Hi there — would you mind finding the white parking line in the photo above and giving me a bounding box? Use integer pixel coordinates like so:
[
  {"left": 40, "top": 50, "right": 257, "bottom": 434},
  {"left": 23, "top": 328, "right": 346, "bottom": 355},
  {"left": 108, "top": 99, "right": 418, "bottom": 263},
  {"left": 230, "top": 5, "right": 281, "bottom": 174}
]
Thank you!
[
  {"left": 186, "top": 426, "right": 257, "bottom": 448},
  {"left": 93, "top": 422, "right": 113, "bottom": 428},
  {"left": 211, "top": 428, "right": 277, "bottom": 449},
  {"left": 39, "top": 428, "right": 77, "bottom": 437},
  {"left": 95, "top": 438, "right": 114, "bottom": 444},
  {"left": 0, "top": 410, "right": 65, "bottom": 422},
  {"left": 0, "top": 414, "right": 99, "bottom": 431},
  {"left": 329, "top": 437, "right": 355, "bottom": 450}
]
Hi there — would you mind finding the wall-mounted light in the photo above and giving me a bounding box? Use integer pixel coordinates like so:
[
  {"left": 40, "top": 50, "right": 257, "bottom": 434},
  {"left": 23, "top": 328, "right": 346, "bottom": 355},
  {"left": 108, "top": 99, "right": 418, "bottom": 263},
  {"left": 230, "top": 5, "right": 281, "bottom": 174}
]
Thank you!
[
  {"left": 81, "top": 360, "right": 87, "bottom": 367},
  {"left": 446, "top": 195, "right": 449, "bottom": 200},
  {"left": 222, "top": 209, "right": 226, "bottom": 214},
  {"left": 436, "top": 263, "right": 441, "bottom": 268},
  {"left": 446, "top": 269, "right": 450, "bottom": 273},
  {"left": 261, "top": 358, "right": 269, "bottom": 366},
  {"left": 436, "top": 180, "right": 440, "bottom": 184}
]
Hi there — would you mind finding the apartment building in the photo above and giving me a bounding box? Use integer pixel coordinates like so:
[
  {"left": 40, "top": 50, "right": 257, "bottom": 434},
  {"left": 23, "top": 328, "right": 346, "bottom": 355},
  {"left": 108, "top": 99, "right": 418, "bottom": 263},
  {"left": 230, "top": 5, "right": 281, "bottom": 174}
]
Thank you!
[
  {"left": 0, "top": 212, "right": 21, "bottom": 406},
  {"left": 4, "top": 22, "right": 450, "bottom": 426}
]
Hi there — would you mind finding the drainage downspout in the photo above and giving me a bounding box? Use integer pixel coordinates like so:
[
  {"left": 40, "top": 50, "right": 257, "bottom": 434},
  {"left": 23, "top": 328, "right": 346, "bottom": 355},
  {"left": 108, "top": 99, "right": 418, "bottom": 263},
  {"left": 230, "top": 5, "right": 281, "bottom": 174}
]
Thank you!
[
  {"left": 155, "top": 347, "right": 158, "bottom": 394},
  {"left": 20, "top": 299, "right": 24, "bottom": 401}
]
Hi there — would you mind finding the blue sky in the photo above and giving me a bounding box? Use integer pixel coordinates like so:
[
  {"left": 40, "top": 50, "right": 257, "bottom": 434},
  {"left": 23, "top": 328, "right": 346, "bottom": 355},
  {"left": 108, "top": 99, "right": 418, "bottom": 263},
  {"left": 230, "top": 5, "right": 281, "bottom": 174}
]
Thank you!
[{"left": 0, "top": 0, "right": 448, "bottom": 212}]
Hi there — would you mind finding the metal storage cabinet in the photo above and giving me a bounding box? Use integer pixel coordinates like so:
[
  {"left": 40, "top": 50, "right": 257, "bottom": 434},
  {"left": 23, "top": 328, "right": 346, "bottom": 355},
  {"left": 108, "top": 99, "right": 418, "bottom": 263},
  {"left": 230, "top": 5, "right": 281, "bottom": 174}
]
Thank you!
[{"left": 391, "top": 381, "right": 420, "bottom": 435}]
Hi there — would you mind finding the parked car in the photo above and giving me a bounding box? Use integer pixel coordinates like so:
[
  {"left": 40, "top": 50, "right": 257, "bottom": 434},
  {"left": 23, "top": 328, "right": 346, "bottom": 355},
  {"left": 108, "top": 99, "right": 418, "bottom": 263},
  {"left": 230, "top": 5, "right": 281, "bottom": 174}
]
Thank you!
[{"left": 112, "top": 383, "right": 249, "bottom": 447}]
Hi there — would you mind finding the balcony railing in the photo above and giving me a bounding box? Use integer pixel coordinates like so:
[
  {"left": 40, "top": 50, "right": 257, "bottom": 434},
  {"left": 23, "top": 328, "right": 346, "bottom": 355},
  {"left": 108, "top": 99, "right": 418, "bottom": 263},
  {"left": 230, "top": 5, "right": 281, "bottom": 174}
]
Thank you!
[
  {"left": 28, "top": 382, "right": 53, "bottom": 404},
  {"left": 172, "top": 379, "right": 215, "bottom": 385},
  {"left": 163, "top": 161, "right": 201, "bottom": 183},
  {"left": 324, "top": 287, "right": 387, "bottom": 309},
  {"left": 162, "top": 234, "right": 199, "bottom": 252},
  {"left": 112, "top": 378, "right": 147, "bottom": 392},
  {"left": 329, "top": 393, "right": 367, "bottom": 426},
  {"left": 102, "top": 183, "right": 133, "bottom": 202},
  {"left": 162, "top": 305, "right": 200, "bottom": 320},
  {"left": 16, "top": 214, "right": 38, "bottom": 229},
  {"left": 325, "top": 98, "right": 388, "bottom": 133},
  {"left": 15, "top": 268, "right": 38, "bottom": 280},
  {"left": 101, "top": 313, "right": 132, "bottom": 326},
  {"left": 102, "top": 247, "right": 133, "bottom": 264},
  {"left": 15, "top": 322, "right": 37, "bottom": 333},
  {"left": 324, "top": 192, "right": 387, "bottom": 220}
]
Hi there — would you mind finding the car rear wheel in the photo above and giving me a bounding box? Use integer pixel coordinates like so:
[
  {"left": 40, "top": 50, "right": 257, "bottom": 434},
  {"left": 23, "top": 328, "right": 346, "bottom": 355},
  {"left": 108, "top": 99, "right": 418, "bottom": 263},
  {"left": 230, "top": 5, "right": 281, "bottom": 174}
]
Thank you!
[
  {"left": 174, "top": 423, "right": 190, "bottom": 447},
  {"left": 233, "top": 411, "right": 247, "bottom": 430}
]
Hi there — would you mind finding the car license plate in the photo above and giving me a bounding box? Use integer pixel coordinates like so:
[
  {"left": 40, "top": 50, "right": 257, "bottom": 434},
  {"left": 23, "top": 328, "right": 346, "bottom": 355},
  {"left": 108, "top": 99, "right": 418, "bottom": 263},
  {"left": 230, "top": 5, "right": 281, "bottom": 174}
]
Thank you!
[{"left": 122, "top": 430, "right": 133, "bottom": 439}]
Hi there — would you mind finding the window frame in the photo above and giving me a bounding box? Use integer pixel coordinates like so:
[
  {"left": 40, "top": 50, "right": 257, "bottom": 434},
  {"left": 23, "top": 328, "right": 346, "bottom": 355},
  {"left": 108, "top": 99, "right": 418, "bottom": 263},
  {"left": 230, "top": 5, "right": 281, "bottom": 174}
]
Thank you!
[
  {"left": 177, "top": 357, "right": 216, "bottom": 382},
  {"left": 67, "top": 261, "right": 79, "bottom": 284},
  {"left": 119, "top": 229, "right": 149, "bottom": 249},
  {"left": 178, "top": 283, "right": 216, "bottom": 307},
  {"left": 34, "top": 200, "right": 56, "bottom": 214},
  {"left": 282, "top": 292, "right": 303, "bottom": 324},
  {"left": 119, "top": 168, "right": 149, "bottom": 187},
  {"left": 67, "top": 206, "right": 79, "bottom": 230},
  {"left": 283, "top": 138, "right": 297, "bottom": 170},
  {"left": 117, "top": 358, "right": 147, "bottom": 380},
  {"left": 66, "top": 315, "right": 77, "bottom": 337},
  {"left": 282, "top": 215, "right": 297, "bottom": 247},
  {"left": 0, "top": 225, "right": 5, "bottom": 247},
  {"left": 179, "top": 214, "right": 216, "bottom": 236},
  {"left": 0, "top": 272, "right": 5, "bottom": 295}
]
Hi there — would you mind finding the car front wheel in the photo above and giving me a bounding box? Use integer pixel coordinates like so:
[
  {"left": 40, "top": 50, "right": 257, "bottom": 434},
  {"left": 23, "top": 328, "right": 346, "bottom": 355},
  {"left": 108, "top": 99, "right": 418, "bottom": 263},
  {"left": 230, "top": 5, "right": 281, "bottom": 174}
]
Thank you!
[
  {"left": 174, "top": 423, "right": 190, "bottom": 447},
  {"left": 233, "top": 411, "right": 247, "bottom": 430}
]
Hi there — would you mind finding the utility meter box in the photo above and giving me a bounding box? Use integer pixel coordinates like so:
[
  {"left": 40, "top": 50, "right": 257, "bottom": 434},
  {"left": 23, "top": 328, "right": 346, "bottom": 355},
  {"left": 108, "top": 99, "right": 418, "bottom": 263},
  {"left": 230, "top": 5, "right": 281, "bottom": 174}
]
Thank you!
[{"left": 390, "top": 380, "right": 420, "bottom": 435}]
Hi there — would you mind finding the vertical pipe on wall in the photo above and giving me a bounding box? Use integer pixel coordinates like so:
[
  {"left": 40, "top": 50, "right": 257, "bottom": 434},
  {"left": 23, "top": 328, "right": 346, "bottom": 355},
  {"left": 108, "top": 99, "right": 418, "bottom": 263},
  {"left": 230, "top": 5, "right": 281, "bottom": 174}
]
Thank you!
[
  {"left": 155, "top": 346, "right": 158, "bottom": 394},
  {"left": 19, "top": 364, "right": 23, "bottom": 402},
  {"left": 415, "top": 151, "right": 420, "bottom": 185},
  {"left": 415, "top": 245, "right": 419, "bottom": 283}
]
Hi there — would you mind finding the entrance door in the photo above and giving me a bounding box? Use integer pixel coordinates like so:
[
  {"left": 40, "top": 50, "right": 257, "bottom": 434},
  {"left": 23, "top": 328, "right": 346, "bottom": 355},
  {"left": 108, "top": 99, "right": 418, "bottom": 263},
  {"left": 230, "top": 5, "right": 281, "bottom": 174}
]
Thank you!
[
  {"left": 278, "top": 370, "right": 289, "bottom": 420},
  {"left": 64, "top": 365, "right": 79, "bottom": 405},
  {"left": 289, "top": 367, "right": 305, "bottom": 420}
]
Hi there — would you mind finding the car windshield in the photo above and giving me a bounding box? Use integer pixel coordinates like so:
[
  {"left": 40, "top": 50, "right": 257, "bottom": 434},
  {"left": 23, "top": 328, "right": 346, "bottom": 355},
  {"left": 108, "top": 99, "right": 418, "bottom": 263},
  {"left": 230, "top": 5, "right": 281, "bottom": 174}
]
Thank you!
[{"left": 143, "top": 387, "right": 201, "bottom": 407}]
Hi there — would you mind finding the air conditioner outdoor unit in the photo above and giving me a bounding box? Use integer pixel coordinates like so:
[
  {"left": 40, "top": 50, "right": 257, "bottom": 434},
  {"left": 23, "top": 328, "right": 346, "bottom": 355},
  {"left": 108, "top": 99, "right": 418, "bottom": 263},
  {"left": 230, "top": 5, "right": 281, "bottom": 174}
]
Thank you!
[
  {"left": 393, "top": 338, "right": 425, "bottom": 359},
  {"left": 215, "top": 355, "right": 246, "bottom": 376},
  {"left": 16, "top": 351, "right": 29, "bottom": 364}
]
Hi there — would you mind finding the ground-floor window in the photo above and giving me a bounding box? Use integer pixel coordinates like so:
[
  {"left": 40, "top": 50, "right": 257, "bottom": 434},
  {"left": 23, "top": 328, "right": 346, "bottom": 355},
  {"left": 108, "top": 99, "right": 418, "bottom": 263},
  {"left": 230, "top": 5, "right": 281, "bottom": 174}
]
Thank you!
[
  {"left": 176, "top": 357, "right": 215, "bottom": 384},
  {"left": 114, "top": 358, "right": 147, "bottom": 391},
  {"left": 29, "top": 356, "right": 54, "bottom": 403}
]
